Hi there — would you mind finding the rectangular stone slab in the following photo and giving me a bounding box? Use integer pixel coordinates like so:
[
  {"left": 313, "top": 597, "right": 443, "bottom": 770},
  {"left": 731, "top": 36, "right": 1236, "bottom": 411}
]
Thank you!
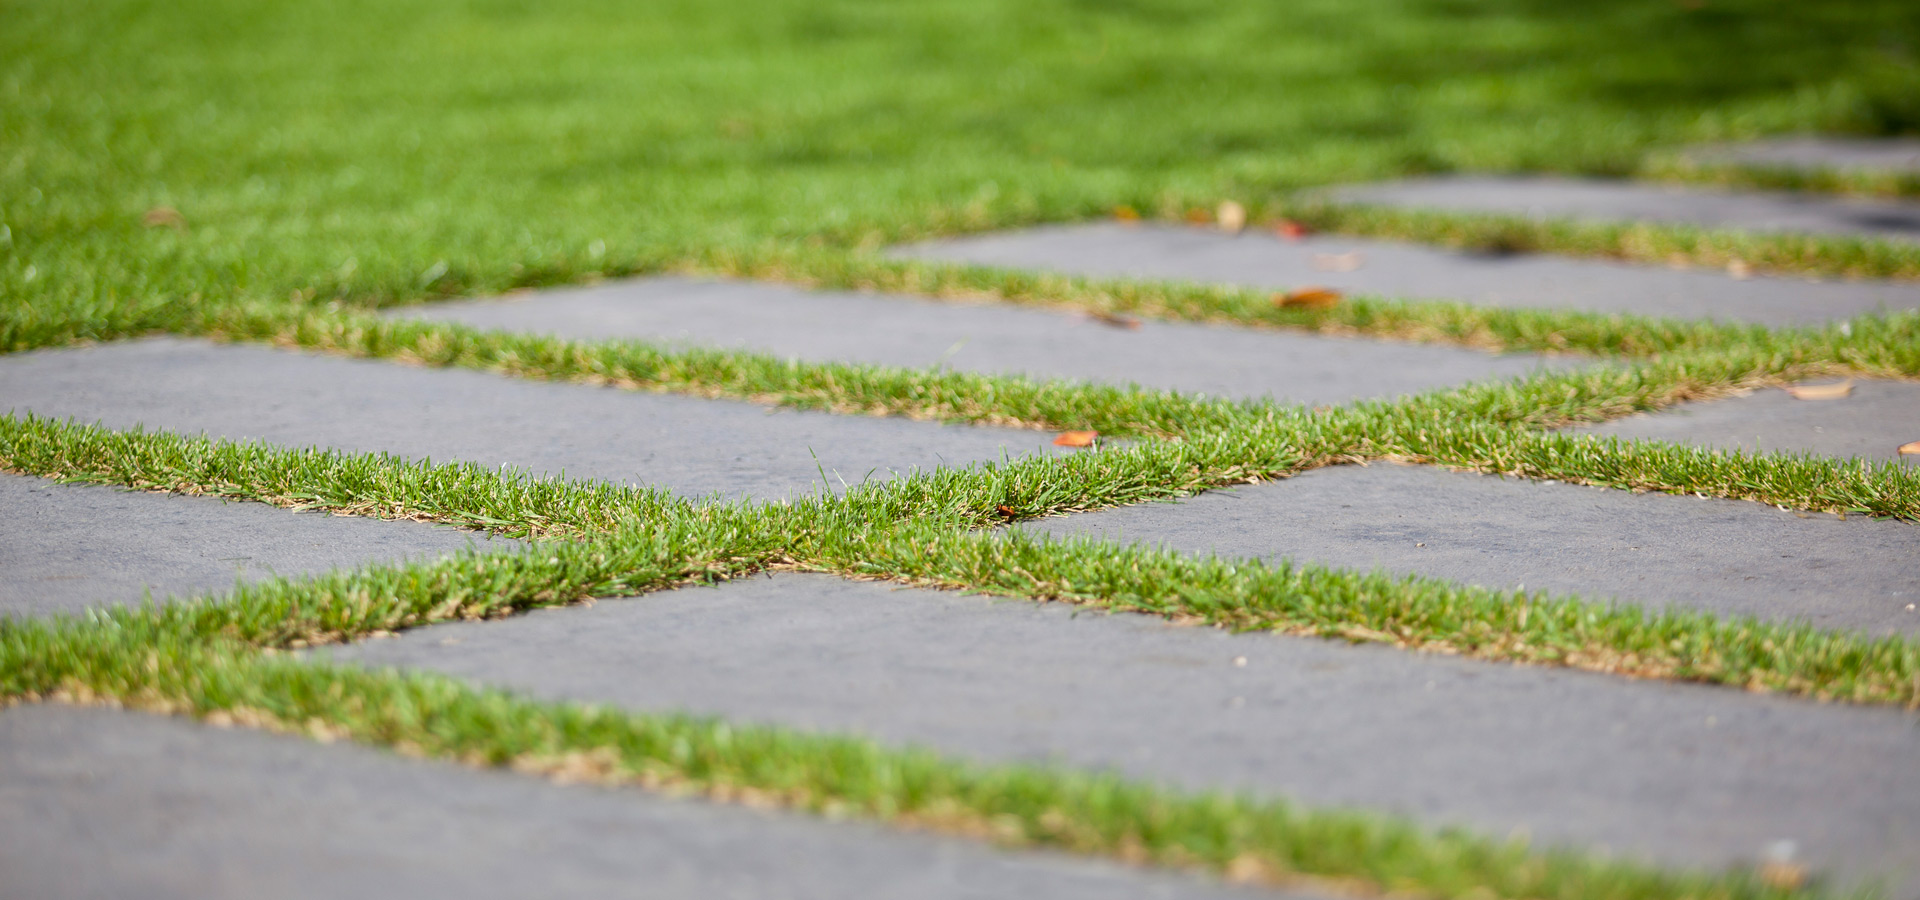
[
  {"left": 892, "top": 223, "right": 1920, "bottom": 325},
  {"left": 1325, "top": 176, "right": 1920, "bottom": 243},
  {"left": 1575, "top": 379, "right": 1920, "bottom": 463},
  {"left": 1680, "top": 138, "right": 1920, "bottom": 175},
  {"left": 391, "top": 276, "right": 1565, "bottom": 406},
  {"left": 1027, "top": 463, "right": 1920, "bottom": 637},
  {"left": 320, "top": 573, "right": 1920, "bottom": 891},
  {"left": 0, "top": 338, "right": 1061, "bottom": 501},
  {"left": 0, "top": 704, "right": 1267, "bottom": 900},
  {"left": 0, "top": 473, "right": 516, "bottom": 618}
]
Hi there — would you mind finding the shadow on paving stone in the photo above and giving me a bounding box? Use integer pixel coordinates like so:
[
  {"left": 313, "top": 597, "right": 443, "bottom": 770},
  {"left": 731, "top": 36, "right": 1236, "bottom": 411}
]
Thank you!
[
  {"left": 319, "top": 573, "right": 1920, "bottom": 893},
  {"left": 1679, "top": 138, "right": 1920, "bottom": 176},
  {"left": 1323, "top": 176, "right": 1920, "bottom": 244},
  {"left": 890, "top": 223, "right": 1920, "bottom": 326},
  {"left": 0, "top": 338, "right": 1066, "bottom": 503},
  {"left": 1573, "top": 379, "right": 1920, "bottom": 463},
  {"left": 0, "top": 473, "right": 519, "bottom": 618},
  {"left": 0, "top": 704, "right": 1274, "bottom": 900},
  {"left": 1028, "top": 463, "right": 1920, "bottom": 637},
  {"left": 389, "top": 276, "right": 1568, "bottom": 406}
]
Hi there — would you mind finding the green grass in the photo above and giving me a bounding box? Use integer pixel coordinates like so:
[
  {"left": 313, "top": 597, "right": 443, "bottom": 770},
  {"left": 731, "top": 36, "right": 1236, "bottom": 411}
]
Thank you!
[
  {"left": 7, "top": 0, "right": 1920, "bottom": 352},
  {"left": 9, "top": 0, "right": 1920, "bottom": 895}
]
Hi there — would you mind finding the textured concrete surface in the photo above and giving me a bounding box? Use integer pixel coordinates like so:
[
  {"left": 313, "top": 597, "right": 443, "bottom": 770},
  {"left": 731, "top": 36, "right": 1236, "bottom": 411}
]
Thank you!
[
  {"left": 1578, "top": 379, "right": 1920, "bottom": 462},
  {"left": 1027, "top": 463, "right": 1920, "bottom": 636},
  {"left": 0, "top": 704, "right": 1271, "bottom": 900},
  {"left": 1324, "top": 176, "right": 1920, "bottom": 243},
  {"left": 392, "top": 276, "right": 1563, "bottom": 405},
  {"left": 0, "top": 338, "right": 1062, "bottom": 501},
  {"left": 892, "top": 223, "right": 1920, "bottom": 325},
  {"left": 324, "top": 574, "right": 1920, "bottom": 891},
  {"left": 0, "top": 474, "right": 515, "bottom": 618},
  {"left": 1681, "top": 138, "right": 1920, "bottom": 174}
]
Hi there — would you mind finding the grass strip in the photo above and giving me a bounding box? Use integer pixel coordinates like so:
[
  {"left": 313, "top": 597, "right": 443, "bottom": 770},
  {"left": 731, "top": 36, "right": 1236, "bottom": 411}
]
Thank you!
[
  {"left": 7, "top": 413, "right": 1917, "bottom": 706},
  {"left": 0, "top": 618, "right": 1826, "bottom": 900}
]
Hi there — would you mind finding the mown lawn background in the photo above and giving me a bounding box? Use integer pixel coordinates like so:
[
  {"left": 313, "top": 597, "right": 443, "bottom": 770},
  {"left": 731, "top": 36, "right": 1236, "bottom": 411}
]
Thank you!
[{"left": 5, "top": 0, "right": 1920, "bottom": 347}]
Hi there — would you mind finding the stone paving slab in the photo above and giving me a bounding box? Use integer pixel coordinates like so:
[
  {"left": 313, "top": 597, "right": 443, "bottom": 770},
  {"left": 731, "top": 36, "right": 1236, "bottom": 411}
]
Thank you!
[
  {"left": 1323, "top": 176, "right": 1920, "bottom": 243},
  {"left": 392, "top": 276, "right": 1563, "bottom": 405},
  {"left": 0, "top": 704, "right": 1269, "bottom": 900},
  {"left": 1577, "top": 379, "right": 1920, "bottom": 463},
  {"left": 322, "top": 574, "right": 1920, "bottom": 891},
  {"left": 0, "top": 474, "right": 517, "bottom": 618},
  {"left": 891, "top": 223, "right": 1920, "bottom": 325},
  {"left": 1680, "top": 138, "right": 1920, "bottom": 175},
  {"left": 0, "top": 338, "right": 1062, "bottom": 502},
  {"left": 1026, "top": 463, "right": 1920, "bottom": 636}
]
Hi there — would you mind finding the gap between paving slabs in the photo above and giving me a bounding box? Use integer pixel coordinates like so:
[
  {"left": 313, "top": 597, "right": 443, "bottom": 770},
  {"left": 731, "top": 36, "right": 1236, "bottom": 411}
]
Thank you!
[
  {"left": 3, "top": 417, "right": 1915, "bottom": 896},
  {"left": 156, "top": 293, "right": 1920, "bottom": 519}
]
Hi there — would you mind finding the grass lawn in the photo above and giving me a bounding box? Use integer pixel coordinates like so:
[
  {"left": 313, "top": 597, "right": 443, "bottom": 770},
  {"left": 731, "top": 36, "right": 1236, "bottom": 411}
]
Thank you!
[
  {"left": 6, "top": 1, "right": 1920, "bottom": 897},
  {"left": 7, "top": 0, "right": 1920, "bottom": 348}
]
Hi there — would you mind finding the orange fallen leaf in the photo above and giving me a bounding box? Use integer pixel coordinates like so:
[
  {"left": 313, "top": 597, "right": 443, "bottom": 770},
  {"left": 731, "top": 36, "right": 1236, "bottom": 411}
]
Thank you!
[
  {"left": 1784, "top": 380, "right": 1853, "bottom": 401},
  {"left": 1053, "top": 430, "right": 1099, "bottom": 447},
  {"left": 995, "top": 504, "right": 1018, "bottom": 518},
  {"left": 1899, "top": 440, "right": 1920, "bottom": 456},
  {"left": 141, "top": 207, "right": 185, "bottom": 229},
  {"left": 1216, "top": 201, "right": 1246, "bottom": 234},
  {"left": 1086, "top": 310, "right": 1141, "bottom": 329},
  {"left": 1273, "top": 219, "right": 1311, "bottom": 241},
  {"left": 1112, "top": 205, "right": 1141, "bottom": 223},
  {"left": 1185, "top": 207, "right": 1211, "bottom": 226},
  {"left": 1274, "top": 286, "right": 1343, "bottom": 309}
]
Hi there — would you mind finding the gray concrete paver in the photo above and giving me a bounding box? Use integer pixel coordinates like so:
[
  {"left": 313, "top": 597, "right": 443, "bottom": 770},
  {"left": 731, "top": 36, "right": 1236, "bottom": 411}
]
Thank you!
[
  {"left": 0, "top": 704, "right": 1274, "bottom": 900},
  {"left": 391, "top": 276, "right": 1566, "bottom": 405},
  {"left": 1576, "top": 379, "right": 1920, "bottom": 463},
  {"left": 1679, "top": 138, "right": 1920, "bottom": 175},
  {"left": 0, "top": 473, "right": 517, "bottom": 618},
  {"left": 0, "top": 337, "right": 1062, "bottom": 502},
  {"left": 322, "top": 573, "right": 1920, "bottom": 892},
  {"left": 1324, "top": 176, "right": 1920, "bottom": 243},
  {"left": 891, "top": 223, "right": 1920, "bottom": 325},
  {"left": 1027, "top": 463, "right": 1920, "bottom": 636}
]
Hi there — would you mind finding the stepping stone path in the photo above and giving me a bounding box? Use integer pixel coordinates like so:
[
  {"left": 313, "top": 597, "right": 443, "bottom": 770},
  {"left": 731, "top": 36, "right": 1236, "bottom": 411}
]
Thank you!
[
  {"left": 1678, "top": 137, "right": 1920, "bottom": 176},
  {"left": 7, "top": 150, "right": 1920, "bottom": 897},
  {"left": 1323, "top": 176, "right": 1920, "bottom": 243},
  {"left": 893, "top": 222, "right": 1920, "bottom": 326},
  {"left": 392, "top": 275, "right": 1566, "bottom": 405}
]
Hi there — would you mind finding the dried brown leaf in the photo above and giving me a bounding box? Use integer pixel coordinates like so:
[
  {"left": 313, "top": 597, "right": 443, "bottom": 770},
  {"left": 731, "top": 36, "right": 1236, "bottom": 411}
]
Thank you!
[
  {"left": 1757, "top": 861, "right": 1808, "bottom": 890},
  {"left": 1184, "top": 207, "right": 1212, "bottom": 226},
  {"left": 1112, "top": 205, "right": 1140, "bottom": 223},
  {"left": 1085, "top": 310, "right": 1141, "bottom": 330},
  {"left": 1899, "top": 440, "right": 1920, "bottom": 456},
  {"left": 1274, "top": 286, "right": 1343, "bottom": 310},
  {"left": 141, "top": 207, "right": 185, "bottom": 229},
  {"left": 1784, "top": 380, "right": 1853, "bottom": 401},
  {"left": 1053, "top": 430, "right": 1099, "bottom": 448}
]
